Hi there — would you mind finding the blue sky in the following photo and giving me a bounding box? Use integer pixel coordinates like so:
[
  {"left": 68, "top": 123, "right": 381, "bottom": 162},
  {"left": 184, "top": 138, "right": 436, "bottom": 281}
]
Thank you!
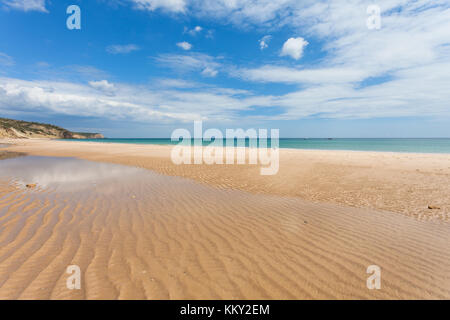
[{"left": 1, "top": 0, "right": 450, "bottom": 137}]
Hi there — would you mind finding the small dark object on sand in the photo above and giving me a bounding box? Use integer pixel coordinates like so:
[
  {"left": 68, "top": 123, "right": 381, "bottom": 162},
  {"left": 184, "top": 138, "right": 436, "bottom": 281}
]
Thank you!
[{"left": 428, "top": 205, "right": 440, "bottom": 210}]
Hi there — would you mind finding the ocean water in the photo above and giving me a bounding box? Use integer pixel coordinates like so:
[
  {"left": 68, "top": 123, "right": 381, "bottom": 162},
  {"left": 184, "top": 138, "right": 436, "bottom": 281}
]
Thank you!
[{"left": 65, "top": 138, "right": 450, "bottom": 154}]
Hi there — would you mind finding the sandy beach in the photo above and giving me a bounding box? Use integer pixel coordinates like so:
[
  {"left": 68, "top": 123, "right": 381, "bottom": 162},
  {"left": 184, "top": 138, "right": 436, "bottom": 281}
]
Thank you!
[
  {"left": 0, "top": 139, "right": 449, "bottom": 299},
  {"left": 3, "top": 138, "right": 450, "bottom": 220}
]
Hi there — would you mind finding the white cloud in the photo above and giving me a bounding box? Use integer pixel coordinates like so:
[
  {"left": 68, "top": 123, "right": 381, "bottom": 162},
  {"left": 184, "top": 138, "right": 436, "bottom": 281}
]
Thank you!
[
  {"left": 0, "top": 77, "right": 253, "bottom": 123},
  {"left": 156, "top": 53, "right": 221, "bottom": 77},
  {"left": 259, "top": 35, "right": 271, "bottom": 50},
  {"left": 106, "top": 44, "right": 140, "bottom": 54},
  {"left": 0, "top": 52, "right": 14, "bottom": 67},
  {"left": 130, "top": 0, "right": 186, "bottom": 13},
  {"left": 4, "top": 1, "right": 450, "bottom": 124},
  {"left": 237, "top": 65, "right": 370, "bottom": 84},
  {"left": 2, "top": 0, "right": 47, "bottom": 12},
  {"left": 268, "top": 62, "right": 450, "bottom": 120},
  {"left": 157, "top": 78, "right": 198, "bottom": 88},
  {"left": 176, "top": 41, "right": 193, "bottom": 50},
  {"left": 280, "top": 37, "right": 308, "bottom": 60},
  {"left": 192, "top": 0, "right": 450, "bottom": 120},
  {"left": 177, "top": 0, "right": 295, "bottom": 25},
  {"left": 2, "top": 57, "right": 450, "bottom": 125},
  {"left": 88, "top": 80, "right": 116, "bottom": 96},
  {"left": 201, "top": 67, "right": 218, "bottom": 77},
  {"left": 184, "top": 25, "right": 203, "bottom": 36}
]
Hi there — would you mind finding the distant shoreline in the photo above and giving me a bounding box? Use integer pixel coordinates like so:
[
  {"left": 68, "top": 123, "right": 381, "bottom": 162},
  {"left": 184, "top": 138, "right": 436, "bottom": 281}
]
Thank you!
[{"left": 62, "top": 137, "right": 450, "bottom": 154}]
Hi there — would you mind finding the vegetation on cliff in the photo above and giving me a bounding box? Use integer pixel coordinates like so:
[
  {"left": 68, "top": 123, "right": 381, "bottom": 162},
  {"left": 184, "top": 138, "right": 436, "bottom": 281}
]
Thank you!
[{"left": 0, "top": 118, "right": 104, "bottom": 139}]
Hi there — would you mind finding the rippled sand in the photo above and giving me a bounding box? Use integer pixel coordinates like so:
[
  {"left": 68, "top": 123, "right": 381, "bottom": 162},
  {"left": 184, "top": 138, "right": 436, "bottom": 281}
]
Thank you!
[
  {"left": 0, "top": 156, "right": 449, "bottom": 299},
  {"left": 4, "top": 139, "right": 450, "bottom": 220}
]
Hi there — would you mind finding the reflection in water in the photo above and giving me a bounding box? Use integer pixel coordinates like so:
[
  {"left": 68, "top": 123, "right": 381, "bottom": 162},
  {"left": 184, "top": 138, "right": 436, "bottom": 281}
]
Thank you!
[{"left": 0, "top": 156, "right": 151, "bottom": 193}]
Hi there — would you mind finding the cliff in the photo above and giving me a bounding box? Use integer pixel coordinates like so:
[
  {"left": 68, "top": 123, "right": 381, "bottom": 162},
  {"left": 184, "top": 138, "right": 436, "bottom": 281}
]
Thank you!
[{"left": 0, "top": 118, "right": 104, "bottom": 139}]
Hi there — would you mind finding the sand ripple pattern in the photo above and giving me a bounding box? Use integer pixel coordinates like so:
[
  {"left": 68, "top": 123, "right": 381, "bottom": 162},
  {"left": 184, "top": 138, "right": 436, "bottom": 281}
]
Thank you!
[{"left": 0, "top": 157, "right": 450, "bottom": 299}]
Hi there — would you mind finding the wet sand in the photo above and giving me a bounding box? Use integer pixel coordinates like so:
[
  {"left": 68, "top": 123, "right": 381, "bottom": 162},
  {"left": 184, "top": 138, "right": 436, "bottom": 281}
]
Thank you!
[
  {"left": 3, "top": 138, "right": 450, "bottom": 220},
  {"left": 0, "top": 140, "right": 449, "bottom": 299}
]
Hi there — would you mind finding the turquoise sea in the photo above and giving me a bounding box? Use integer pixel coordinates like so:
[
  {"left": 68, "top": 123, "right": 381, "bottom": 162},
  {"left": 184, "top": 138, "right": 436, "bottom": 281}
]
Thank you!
[{"left": 65, "top": 138, "right": 450, "bottom": 154}]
